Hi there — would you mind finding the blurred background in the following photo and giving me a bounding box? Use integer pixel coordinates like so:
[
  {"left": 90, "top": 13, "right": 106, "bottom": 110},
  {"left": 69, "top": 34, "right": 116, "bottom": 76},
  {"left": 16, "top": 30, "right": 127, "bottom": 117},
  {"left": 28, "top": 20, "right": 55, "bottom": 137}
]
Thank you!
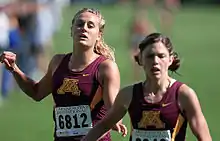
[{"left": 0, "top": 0, "right": 219, "bottom": 140}]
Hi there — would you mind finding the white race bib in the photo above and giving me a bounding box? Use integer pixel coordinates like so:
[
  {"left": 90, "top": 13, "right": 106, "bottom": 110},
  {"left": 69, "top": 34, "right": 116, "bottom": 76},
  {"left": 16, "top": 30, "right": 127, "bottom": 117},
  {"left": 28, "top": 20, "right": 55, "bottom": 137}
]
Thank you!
[
  {"left": 55, "top": 105, "right": 93, "bottom": 137},
  {"left": 132, "top": 129, "right": 171, "bottom": 141}
]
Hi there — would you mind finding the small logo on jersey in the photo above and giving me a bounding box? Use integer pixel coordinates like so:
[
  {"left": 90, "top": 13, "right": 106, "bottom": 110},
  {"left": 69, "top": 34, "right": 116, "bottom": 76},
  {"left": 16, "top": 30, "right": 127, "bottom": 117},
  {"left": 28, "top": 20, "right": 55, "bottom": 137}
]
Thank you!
[
  {"left": 162, "top": 102, "right": 173, "bottom": 107},
  {"left": 82, "top": 74, "right": 90, "bottom": 76}
]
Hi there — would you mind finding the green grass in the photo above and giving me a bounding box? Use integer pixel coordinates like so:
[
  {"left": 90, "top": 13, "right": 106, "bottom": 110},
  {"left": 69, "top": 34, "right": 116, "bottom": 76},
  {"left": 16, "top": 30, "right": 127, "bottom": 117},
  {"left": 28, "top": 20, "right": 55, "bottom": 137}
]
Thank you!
[{"left": 1, "top": 4, "right": 220, "bottom": 141}]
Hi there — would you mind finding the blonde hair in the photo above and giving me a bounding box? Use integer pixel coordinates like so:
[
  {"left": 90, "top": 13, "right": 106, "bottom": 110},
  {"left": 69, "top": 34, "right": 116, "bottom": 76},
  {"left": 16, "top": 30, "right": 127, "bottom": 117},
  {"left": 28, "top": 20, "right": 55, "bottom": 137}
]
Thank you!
[{"left": 72, "top": 8, "right": 115, "bottom": 61}]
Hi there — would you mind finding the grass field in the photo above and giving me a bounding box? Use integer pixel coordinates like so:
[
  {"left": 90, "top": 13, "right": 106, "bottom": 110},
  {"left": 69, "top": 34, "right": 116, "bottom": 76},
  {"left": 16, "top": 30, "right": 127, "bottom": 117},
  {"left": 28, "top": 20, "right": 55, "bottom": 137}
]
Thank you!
[{"left": 0, "top": 4, "right": 220, "bottom": 141}]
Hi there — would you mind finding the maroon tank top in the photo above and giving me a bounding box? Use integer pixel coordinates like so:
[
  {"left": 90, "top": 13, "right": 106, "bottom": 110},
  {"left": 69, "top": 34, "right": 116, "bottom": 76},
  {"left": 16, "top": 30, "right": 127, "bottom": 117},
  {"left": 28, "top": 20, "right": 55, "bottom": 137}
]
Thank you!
[
  {"left": 52, "top": 53, "right": 111, "bottom": 141},
  {"left": 128, "top": 81, "right": 187, "bottom": 141}
]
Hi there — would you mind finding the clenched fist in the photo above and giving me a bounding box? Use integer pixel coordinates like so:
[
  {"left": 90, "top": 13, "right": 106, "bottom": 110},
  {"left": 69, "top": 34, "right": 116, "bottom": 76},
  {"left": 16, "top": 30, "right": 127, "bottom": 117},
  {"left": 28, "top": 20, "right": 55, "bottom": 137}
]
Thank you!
[{"left": 0, "top": 51, "right": 17, "bottom": 72}]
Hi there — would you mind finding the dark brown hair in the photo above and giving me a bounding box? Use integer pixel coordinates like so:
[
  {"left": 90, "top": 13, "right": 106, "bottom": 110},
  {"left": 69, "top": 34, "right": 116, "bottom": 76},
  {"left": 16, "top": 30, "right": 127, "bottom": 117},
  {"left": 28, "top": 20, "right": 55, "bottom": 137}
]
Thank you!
[
  {"left": 135, "top": 33, "right": 180, "bottom": 72},
  {"left": 72, "top": 8, "right": 115, "bottom": 61}
]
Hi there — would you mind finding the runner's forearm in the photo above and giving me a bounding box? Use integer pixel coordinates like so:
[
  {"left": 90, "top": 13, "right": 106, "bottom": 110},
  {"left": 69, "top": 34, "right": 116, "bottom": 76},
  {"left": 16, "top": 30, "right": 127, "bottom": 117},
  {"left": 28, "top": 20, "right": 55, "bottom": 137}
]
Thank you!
[{"left": 12, "top": 65, "right": 39, "bottom": 100}]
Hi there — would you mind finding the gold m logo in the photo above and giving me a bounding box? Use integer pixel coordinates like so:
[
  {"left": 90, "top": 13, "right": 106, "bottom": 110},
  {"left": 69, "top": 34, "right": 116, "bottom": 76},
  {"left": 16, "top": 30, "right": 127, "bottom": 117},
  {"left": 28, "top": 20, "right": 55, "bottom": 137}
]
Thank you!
[
  {"left": 57, "top": 78, "right": 81, "bottom": 96},
  {"left": 138, "top": 111, "right": 165, "bottom": 129}
]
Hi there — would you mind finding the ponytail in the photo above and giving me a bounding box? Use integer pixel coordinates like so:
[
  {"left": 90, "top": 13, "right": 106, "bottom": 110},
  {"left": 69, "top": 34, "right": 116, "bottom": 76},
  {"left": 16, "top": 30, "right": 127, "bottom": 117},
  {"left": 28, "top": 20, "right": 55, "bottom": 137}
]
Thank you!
[{"left": 94, "top": 38, "right": 115, "bottom": 61}]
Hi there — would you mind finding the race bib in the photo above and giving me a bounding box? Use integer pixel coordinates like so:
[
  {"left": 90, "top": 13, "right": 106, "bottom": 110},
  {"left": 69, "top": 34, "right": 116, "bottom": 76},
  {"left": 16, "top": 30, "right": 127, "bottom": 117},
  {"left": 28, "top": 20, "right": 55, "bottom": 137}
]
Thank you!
[
  {"left": 132, "top": 129, "right": 171, "bottom": 141},
  {"left": 55, "top": 105, "right": 93, "bottom": 137}
]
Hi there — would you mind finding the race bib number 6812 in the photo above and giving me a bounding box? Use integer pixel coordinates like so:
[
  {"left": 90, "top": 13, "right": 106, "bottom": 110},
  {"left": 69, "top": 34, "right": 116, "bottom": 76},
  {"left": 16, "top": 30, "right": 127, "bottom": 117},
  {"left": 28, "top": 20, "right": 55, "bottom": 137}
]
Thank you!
[{"left": 55, "top": 105, "right": 93, "bottom": 137}]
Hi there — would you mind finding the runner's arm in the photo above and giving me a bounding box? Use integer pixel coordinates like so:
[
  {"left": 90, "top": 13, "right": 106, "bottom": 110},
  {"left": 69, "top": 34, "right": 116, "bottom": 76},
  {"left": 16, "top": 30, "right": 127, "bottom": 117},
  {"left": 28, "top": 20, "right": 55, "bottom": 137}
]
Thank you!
[
  {"left": 12, "top": 54, "right": 61, "bottom": 101},
  {"left": 178, "top": 84, "right": 212, "bottom": 141},
  {"left": 82, "top": 86, "right": 132, "bottom": 141}
]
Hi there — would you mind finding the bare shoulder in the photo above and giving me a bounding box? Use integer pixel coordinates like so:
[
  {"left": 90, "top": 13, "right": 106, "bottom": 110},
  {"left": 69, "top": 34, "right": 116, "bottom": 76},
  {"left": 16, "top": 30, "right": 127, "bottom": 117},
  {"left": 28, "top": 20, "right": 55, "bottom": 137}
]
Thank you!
[
  {"left": 178, "top": 84, "right": 197, "bottom": 99},
  {"left": 117, "top": 85, "right": 134, "bottom": 109},
  {"left": 49, "top": 54, "right": 66, "bottom": 75},
  {"left": 99, "top": 59, "right": 118, "bottom": 71},
  {"left": 98, "top": 59, "right": 119, "bottom": 80},
  {"left": 178, "top": 84, "right": 199, "bottom": 111}
]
